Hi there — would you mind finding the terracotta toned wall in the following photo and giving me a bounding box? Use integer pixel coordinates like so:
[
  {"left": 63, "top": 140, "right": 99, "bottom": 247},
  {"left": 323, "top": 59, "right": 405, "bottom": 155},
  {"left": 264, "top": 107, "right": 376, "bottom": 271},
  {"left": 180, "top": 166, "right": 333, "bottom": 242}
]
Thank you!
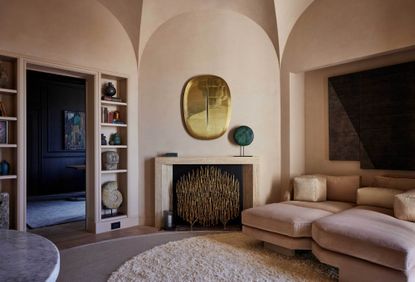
[
  {"left": 138, "top": 10, "right": 280, "bottom": 224},
  {"left": 281, "top": 0, "right": 415, "bottom": 198}
]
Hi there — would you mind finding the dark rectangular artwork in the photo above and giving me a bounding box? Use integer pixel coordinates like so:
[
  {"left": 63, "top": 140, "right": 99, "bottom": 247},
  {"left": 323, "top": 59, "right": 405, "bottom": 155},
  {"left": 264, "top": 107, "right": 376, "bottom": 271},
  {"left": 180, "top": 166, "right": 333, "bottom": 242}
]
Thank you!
[{"left": 328, "top": 61, "right": 415, "bottom": 170}]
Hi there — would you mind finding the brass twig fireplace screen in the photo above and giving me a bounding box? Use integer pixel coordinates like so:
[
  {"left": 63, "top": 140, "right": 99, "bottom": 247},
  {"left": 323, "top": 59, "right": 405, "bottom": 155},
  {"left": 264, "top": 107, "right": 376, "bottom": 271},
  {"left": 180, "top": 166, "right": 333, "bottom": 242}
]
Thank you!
[
  {"left": 154, "top": 156, "right": 259, "bottom": 229},
  {"left": 176, "top": 166, "right": 240, "bottom": 228}
]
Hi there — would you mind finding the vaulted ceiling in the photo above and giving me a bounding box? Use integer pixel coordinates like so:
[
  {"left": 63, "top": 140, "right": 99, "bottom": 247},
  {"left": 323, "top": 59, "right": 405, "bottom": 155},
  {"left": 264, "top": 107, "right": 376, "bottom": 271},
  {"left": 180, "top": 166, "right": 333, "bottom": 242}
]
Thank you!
[{"left": 96, "top": 0, "right": 314, "bottom": 64}]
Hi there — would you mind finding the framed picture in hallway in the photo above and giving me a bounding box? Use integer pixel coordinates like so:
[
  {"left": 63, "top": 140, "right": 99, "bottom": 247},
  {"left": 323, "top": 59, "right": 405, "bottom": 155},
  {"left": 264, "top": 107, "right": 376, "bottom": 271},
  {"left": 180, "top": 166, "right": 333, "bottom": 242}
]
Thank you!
[
  {"left": 0, "top": 120, "right": 7, "bottom": 144},
  {"left": 64, "top": 111, "right": 85, "bottom": 150}
]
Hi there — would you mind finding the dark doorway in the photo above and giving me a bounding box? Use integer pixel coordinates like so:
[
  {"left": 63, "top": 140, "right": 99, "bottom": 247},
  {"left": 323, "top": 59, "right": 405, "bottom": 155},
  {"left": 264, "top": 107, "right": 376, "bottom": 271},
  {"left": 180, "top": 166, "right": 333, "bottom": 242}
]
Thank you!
[{"left": 26, "top": 70, "right": 86, "bottom": 229}]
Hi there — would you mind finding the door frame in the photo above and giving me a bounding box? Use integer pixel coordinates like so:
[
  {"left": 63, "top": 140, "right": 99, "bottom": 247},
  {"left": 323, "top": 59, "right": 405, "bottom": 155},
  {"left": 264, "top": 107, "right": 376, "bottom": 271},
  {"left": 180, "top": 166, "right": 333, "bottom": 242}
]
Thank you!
[{"left": 18, "top": 59, "right": 98, "bottom": 231}]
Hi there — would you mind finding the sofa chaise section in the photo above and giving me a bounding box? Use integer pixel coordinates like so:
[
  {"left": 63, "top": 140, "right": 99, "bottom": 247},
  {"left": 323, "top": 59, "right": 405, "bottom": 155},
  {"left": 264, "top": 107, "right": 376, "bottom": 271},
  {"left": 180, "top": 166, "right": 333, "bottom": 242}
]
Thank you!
[
  {"left": 242, "top": 175, "right": 359, "bottom": 252},
  {"left": 242, "top": 200, "right": 354, "bottom": 251},
  {"left": 312, "top": 207, "right": 415, "bottom": 282}
]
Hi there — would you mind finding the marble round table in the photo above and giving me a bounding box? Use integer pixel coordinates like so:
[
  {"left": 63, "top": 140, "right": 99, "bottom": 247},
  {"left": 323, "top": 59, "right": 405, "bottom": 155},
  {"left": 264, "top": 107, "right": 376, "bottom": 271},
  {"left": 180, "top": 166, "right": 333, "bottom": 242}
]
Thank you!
[{"left": 0, "top": 229, "right": 60, "bottom": 282}]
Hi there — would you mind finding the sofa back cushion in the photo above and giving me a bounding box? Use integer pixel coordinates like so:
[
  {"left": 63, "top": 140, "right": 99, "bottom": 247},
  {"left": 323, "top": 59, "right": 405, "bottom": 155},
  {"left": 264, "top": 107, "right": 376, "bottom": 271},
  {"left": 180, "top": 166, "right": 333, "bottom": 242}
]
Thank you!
[
  {"left": 293, "top": 175, "right": 327, "bottom": 202},
  {"left": 323, "top": 175, "right": 361, "bottom": 203},
  {"left": 357, "top": 187, "right": 403, "bottom": 209},
  {"left": 374, "top": 176, "right": 415, "bottom": 191},
  {"left": 394, "top": 189, "right": 415, "bottom": 222}
]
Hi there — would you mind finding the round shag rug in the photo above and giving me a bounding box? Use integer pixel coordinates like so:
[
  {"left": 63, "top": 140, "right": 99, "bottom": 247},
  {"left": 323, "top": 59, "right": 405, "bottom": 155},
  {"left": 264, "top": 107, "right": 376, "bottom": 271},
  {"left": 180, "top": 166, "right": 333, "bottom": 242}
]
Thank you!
[{"left": 108, "top": 232, "right": 337, "bottom": 282}]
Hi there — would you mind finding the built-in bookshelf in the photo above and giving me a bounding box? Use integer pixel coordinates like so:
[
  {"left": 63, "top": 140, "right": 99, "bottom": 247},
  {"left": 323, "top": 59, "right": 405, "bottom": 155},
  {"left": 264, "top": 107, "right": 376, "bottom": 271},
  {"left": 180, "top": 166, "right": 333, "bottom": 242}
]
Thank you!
[
  {"left": 0, "top": 55, "right": 18, "bottom": 229},
  {"left": 97, "top": 73, "right": 129, "bottom": 232}
]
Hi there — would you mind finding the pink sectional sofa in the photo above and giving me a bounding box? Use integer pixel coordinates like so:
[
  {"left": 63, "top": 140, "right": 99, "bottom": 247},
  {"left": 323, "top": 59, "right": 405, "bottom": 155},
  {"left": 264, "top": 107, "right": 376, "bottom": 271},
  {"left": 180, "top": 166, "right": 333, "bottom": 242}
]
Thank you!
[{"left": 242, "top": 175, "right": 415, "bottom": 282}]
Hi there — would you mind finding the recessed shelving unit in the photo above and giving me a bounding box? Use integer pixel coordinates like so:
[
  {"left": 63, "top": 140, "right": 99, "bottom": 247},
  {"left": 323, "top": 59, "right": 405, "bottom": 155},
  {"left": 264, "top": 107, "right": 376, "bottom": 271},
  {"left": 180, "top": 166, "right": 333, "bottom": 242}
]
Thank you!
[
  {"left": 0, "top": 55, "right": 18, "bottom": 229},
  {"left": 97, "top": 72, "right": 130, "bottom": 233}
]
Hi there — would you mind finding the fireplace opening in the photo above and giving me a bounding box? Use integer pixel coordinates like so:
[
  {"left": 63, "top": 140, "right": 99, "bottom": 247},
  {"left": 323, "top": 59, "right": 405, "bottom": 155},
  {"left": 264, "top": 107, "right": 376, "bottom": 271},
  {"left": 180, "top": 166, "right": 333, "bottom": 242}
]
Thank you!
[{"left": 172, "top": 165, "right": 243, "bottom": 230}]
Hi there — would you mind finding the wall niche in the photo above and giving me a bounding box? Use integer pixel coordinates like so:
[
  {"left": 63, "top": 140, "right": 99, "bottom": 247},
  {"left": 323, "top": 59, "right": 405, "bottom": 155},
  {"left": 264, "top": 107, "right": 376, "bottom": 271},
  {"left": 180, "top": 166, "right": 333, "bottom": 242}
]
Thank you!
[{"left": 329, "top": 61, "right": 415, "bottom": 170}]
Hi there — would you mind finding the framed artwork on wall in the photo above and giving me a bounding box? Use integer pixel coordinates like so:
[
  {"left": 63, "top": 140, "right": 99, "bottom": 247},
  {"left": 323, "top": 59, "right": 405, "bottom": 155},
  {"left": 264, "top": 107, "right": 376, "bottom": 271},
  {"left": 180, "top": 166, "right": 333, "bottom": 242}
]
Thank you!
[
  {"left": 64, "top": 110, "right": 85, "bottom": 150},
  {"left": 0, "top": 121, "right": 8, "bottom": 144}
]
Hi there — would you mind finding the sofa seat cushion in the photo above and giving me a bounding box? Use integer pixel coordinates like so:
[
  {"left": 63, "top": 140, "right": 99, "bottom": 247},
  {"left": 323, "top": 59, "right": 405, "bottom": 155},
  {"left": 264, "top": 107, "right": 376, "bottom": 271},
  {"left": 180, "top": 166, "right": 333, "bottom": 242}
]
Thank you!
[
  {"left": 354, "top": 205, "right": 394, "bottom": 216},
  {"left": 242, "top": 203, "right": 333, "bottom": 238},
  {"left": 312, "top": 208, "right": 415, "bottom": 271},
  {"left": 285, "top": 200, "right": 354, "bottom": 213}
]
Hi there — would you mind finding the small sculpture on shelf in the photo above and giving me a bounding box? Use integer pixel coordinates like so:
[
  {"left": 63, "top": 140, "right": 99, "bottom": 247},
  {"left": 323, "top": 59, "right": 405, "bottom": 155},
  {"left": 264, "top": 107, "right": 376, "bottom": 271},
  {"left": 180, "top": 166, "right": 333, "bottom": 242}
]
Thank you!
[
  {"left": 102, "top": 151, "right": 119, "bottom": 170},
  {"left": 102, "top": 181, "right": 123, "bottom": 209},
  {"left": 101, "top": 134, "right": 107, "bottom": 145},
  {"left": 109, "top": 133, "right": 122, "bottom": 145},
  {"left": 103, "top": 82, "right": 116, "bottom": 97},
  {"left": 0, "top": 160, "right": 10, "bottom": 175},
  {"left": 101, "top": 82, "right": 123, "bottom": 102}
]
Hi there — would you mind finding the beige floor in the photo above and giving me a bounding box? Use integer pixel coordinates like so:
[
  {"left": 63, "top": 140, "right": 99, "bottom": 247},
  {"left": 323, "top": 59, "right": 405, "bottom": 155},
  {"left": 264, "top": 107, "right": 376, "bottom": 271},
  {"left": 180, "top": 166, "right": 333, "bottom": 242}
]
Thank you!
[
  {"left": 30, "top": 221, "right": 159, "bottom": 250},
  {"left": 58, "top": 231, "right": 215, "bottom": 282}
]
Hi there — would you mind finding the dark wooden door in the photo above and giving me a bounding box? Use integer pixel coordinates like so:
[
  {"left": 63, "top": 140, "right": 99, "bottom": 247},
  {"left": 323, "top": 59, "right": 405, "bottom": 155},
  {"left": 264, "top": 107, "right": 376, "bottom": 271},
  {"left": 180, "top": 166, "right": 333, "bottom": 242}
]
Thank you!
[{"left": 27, "top": 71, "right": 86, "bottom": 196}]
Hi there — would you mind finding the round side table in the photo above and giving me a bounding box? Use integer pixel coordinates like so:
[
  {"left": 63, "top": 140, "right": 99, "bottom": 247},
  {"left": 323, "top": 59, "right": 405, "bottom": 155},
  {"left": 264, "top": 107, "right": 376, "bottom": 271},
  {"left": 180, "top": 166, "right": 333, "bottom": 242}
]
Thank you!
[{"left": 0, "top": 229, "right": 60, "bottom": 281}]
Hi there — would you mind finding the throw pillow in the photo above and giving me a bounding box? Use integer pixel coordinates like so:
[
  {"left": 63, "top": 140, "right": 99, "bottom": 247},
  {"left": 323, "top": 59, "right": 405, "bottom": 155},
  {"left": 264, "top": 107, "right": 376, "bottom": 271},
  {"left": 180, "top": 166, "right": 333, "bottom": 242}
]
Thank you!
[
  {"left": 293, "top": 175, "right": 327, "bottom": 202},
  {"left": 394, "top": 189, "right": 415, "bottom": 222},
  {"left": 357, "top": 187, "right": 403, "bottom": 209}
]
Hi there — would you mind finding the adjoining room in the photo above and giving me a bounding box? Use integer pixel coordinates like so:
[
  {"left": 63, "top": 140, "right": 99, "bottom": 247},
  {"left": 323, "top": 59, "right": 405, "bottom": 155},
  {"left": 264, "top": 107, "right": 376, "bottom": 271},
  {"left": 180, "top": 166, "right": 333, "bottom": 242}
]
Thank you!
[{"left": 26, "top": 70, "right": 87, "bottom": 231}]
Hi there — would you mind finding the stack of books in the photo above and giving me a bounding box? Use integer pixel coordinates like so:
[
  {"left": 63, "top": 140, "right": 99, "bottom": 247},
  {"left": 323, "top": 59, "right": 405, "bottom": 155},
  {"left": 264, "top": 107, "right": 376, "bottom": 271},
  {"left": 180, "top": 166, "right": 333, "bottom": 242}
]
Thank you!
[{"left": 102, "top": 96, "right": 123, "bottom": 102}]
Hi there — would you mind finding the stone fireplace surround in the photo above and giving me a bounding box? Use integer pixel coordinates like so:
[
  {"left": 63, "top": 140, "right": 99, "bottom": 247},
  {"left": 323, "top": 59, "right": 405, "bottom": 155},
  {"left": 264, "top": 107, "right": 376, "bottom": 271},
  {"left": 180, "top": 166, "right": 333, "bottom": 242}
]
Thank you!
[{"left": 154, "top": 156, "right": 260, "bottom": 228}]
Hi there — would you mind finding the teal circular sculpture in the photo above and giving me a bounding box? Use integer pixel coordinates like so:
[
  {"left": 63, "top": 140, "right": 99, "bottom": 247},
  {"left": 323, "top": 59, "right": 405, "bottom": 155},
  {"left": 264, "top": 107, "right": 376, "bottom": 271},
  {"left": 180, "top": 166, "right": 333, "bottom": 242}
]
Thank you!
[{"left": 233, "top": 126, "right": 254, "bottom": 146}]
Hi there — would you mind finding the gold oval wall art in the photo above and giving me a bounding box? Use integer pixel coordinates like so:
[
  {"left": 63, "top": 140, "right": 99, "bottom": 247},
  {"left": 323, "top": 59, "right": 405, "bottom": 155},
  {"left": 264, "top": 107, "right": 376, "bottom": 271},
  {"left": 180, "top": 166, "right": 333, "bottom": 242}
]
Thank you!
[{"left": 182, "top": 75, "right": 231, "bottom": 140}]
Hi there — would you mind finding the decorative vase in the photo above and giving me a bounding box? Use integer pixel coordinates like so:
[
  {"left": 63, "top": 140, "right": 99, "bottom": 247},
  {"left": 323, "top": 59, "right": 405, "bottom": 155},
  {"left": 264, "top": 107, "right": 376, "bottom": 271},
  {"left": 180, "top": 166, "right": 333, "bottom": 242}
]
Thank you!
[
  {"left": 0, "top": 160, "right": 10, "bottom": 175},
  {"left": 103, "top": 82, "right": 116, "bottom": 97},
  {"left": 102, "top": 151, "right": 119, "bottom": 170},
  {"left": 102, "top": 181, "right": 123, "bottom": 209},
  {"left": 110, "top": 133, "right": 121, "bottom": 145},
  {"left": 101, "top": 134, "right": 107, "bottom": 145}
]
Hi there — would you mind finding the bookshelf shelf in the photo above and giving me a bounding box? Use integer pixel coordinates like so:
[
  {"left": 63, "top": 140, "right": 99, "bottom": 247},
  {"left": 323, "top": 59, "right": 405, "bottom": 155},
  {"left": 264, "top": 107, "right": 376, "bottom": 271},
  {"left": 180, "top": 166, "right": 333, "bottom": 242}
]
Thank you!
[
  {"left": 101, "top": 100, "right": 127, "bottom": 107},
  {"left": 0, "top": 88, "right": 17, "bottom": 94},
  {"left": 0, "top": 175, "right": 17, "bottom": 180},
  {"left": 101, "top": 145, "right": 127, "bottom": 149},
  {"left": 100, "top": 123, "right": 127, "bottom": 127}
]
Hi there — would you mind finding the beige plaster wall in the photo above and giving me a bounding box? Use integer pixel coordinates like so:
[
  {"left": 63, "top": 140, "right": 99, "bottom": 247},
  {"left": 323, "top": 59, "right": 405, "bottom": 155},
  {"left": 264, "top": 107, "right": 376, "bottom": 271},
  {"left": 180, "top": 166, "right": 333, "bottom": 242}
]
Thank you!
[
  {"left": 305, "top": 49, "right": 415, "bottom": 186},
  {"left": 0, "top": 0, "right": 139, "bottom": 223},
  {"left": 139, "top": 0, "right": 279, "bottom": 59},
  {"left": 0, "top": 0, "right": 138, "bottom": 75},
  {"left": 138, "top": 10, "right": 280, "bottom": 224},
  {"left": 280, "top": 0, "right": 415, "bottom": 198}
]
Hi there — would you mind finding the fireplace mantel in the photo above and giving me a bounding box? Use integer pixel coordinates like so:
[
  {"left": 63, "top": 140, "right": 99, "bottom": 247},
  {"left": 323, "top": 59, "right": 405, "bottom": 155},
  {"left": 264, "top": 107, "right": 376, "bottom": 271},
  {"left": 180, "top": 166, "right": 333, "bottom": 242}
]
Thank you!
[{"left": 154, "top": 156, "right": 260, "bottom": 228}]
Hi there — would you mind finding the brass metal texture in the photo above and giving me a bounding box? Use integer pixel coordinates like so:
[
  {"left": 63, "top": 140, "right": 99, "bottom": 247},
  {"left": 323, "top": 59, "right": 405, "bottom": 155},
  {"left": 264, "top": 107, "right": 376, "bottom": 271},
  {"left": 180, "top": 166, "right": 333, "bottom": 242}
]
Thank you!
[
  {"left": 183, "top": 75, "right": 231, "bottom": 139},
  {"left": 176, "top": 166, "right": 240, "bottom": 228}
]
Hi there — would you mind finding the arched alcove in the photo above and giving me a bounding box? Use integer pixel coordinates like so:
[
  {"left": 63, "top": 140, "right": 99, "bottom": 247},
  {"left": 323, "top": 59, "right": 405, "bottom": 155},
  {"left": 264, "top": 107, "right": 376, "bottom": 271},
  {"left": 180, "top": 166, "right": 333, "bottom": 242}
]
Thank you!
[
  {"left": 280, "top": 0, "right": 415, "bottom": 199},
  {"left": 0, "top": 0, "right": 137, "bottom": 75},
  {"left": 138, "top": 10, "right": 280, "bottom": 224},
  {"left": 0, "top": 0, "right": 140, "bottom": 229}
]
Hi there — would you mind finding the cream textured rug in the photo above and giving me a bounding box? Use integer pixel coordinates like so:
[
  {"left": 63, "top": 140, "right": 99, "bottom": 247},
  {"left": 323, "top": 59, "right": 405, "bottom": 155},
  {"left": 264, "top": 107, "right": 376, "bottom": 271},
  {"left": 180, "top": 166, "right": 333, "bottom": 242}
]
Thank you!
[{"left": 108, "top": 232, "right": 337, "bottom": 281}]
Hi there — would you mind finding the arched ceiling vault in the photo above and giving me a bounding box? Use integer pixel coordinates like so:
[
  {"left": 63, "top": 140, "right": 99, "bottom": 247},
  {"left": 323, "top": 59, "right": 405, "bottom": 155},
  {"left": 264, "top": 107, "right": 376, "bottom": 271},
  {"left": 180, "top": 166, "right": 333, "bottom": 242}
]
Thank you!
[
  {"left": 95, "top": 0, "right": 315, "bottom": 67},
  {"left": 97, "top": 0, "right": 143, "bottom": 64},
  {"left": 273, "top": 0, "right": 314, "bottom": 60}
]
